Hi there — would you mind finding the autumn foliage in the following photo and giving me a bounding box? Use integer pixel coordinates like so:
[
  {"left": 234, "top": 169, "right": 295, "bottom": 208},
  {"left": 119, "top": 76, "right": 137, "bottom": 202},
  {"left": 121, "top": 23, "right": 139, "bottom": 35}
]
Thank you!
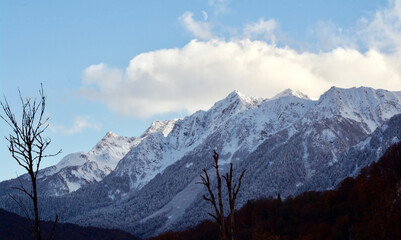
[{"left": 151, "top": 142, "right": 401, "bottom": 240}]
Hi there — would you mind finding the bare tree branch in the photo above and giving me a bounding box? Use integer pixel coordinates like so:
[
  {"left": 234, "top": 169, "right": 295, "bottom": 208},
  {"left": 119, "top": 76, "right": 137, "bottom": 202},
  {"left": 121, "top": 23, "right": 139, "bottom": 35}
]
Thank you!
[
  {"left": 48, "top": 215, "right": 58, "bottom": 240},
  {"left": 224, "top": 163, "right": 246, "bottom": 240},
  {"left": 1, "top": 84, "right": 61, "bottom": 240},
  {"left": 198, "top": 151, "right": 229, "bottom": 240},
  {"left": 9, "top": 194, "right": 35, "bottom": 231},
  {"left": 11, "top": 186, "right": 34, "bottom": 200}
]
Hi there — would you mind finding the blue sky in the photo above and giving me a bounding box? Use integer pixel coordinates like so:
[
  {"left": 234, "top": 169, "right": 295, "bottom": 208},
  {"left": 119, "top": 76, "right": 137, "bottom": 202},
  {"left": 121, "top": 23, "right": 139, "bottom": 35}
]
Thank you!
[{"left": 1, "top": 0, "right": 401, "bottom": 181}]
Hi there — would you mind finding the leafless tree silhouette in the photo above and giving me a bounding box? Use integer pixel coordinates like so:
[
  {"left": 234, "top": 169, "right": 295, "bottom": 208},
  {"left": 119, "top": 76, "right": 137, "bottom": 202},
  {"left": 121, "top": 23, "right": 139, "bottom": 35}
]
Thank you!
[
  {"left": 1, "top": 84, "right": 61, "bottom": 240},
  {"left": 223, "top": 162, "right": 246, "bottom": 240},
  {"left": 198, "top": 150, "right": 245, "bottom": 240}
]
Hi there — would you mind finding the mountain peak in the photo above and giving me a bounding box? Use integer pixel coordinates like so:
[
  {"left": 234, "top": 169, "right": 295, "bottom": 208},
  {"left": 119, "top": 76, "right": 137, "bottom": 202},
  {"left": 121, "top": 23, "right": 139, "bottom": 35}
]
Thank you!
[
  {"left": 141, "top": 119, "right": 178, "bottom": 138},
  {"left": 90, "top": 131, "right": 135, "bottom": 159},
  {"left": 315, "top": 86, "right": 401, "bottom": 133},
  {"left": 227, "top": 89, "right": 244, "bottom": 98},
  {"left": 105, "top": 131, "right": 118, "bottom": 138},
  {"left": 325, "top": 86, "right": 378, "bottom": 96},
  {"left": 217, "top": 90, "right": 263, "bottom": 108},
  {"left": 220, "top": 90, "right": 248, "bottom": 105},
  {"left": 320, "top": 86, "right": 383, "bottom": 102},
  {"left": 271, "top": 89, "right": 310, "bottom": 100}
]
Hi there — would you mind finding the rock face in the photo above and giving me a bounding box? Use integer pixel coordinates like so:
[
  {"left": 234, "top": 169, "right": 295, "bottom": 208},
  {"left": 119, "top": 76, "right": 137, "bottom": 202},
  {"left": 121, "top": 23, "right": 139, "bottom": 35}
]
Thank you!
[{"left": 1, "top": 86, "right": 401, "bottom": 238}]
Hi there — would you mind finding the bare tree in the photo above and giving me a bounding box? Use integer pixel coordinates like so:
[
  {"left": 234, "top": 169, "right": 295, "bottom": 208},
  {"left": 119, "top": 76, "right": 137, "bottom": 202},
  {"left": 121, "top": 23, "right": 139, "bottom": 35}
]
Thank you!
[
  {"left": 223, "top": 163, "right": 246, "bottom": 240},
  {"left": 198, "top": 150, "right": 246, "bottom": 240},
  {"left": 1, "top": 84, "right": 61, "bottom": 240}
]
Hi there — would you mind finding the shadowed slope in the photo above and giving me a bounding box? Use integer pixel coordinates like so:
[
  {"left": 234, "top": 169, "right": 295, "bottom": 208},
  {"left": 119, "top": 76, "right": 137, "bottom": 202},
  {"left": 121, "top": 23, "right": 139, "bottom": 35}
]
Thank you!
[
  {"left": 0, "top": 208, "right": 139, "bottom": 240},
  {"left": 151, "top": 141, "right": 401, "bottom": 240}
]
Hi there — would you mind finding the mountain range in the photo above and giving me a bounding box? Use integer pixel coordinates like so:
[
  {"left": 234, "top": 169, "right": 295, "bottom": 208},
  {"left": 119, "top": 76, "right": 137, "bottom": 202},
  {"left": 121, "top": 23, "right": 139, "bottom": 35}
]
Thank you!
[{"left": 1, "top": 86, "right": 401, "bottom": 238}]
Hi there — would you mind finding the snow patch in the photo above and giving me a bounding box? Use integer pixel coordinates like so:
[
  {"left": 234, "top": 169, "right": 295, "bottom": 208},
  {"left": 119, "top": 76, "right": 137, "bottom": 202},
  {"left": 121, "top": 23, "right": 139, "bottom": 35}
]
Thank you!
[
  {"left": 271, "top": 89, "right": 310, "bottom": 100},
  {"left": 391, "top": 136, "right": 400, "bottom": 144}
]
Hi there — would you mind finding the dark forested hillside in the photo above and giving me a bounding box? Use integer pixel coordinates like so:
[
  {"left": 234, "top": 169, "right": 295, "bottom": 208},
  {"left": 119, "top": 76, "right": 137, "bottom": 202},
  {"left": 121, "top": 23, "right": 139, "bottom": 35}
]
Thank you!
[
  {"left": 0, "top": 208, "right": 139, "bottom": 240},
  {"left": 151, "top": 141, "right": 401, "bottom": 240}
]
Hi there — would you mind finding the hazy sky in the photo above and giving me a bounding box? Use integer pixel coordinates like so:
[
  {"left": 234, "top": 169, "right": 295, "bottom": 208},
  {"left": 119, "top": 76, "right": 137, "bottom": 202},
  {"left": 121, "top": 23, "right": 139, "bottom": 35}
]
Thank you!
[{"left": 1, "top": 0, "right": 401, "bottom": 181}]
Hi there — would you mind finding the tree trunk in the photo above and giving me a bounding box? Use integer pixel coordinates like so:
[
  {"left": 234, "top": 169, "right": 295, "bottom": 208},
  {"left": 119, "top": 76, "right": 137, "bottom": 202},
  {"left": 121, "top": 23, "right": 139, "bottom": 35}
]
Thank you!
[
  {"left": 215, "top": 155, "right": 226, "bottom": 240},
  {"left": 31, "top": 172, "right": 42, "bottom": 240},
  {"left": 1, "top": 84, "right": 60, "bottom": 240},
  {"left": 230, "top": 209, "right": 235, "bottom": 240}
]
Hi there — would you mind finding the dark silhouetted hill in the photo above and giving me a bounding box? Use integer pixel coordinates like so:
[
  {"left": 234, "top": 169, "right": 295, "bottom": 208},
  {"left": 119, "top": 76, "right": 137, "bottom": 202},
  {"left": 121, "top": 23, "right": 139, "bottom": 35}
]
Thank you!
[{"left": 0, "top": 208, "right": 139, "bottom": 240}]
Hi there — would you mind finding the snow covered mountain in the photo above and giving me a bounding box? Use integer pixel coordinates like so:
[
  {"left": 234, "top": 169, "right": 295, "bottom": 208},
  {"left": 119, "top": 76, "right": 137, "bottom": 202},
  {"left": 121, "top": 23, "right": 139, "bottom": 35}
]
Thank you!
[
  {"left": 299, "top": 113, "right": 401, "bottom": 194},
  {"left": 0, "top": 132, "right": 137, "bottom": 196},
  {"left": 1, "top": 86, "right": 401, "bottom": 238}
]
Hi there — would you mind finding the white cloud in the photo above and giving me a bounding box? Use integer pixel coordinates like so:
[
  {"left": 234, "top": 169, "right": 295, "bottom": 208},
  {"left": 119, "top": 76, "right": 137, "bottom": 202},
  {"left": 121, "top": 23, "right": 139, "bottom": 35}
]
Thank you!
[
  {"left": 79, "top": 0, "right": 401, "bottom": 119},
  {"left": 243, "top": 18, "right": 278, "bottom": 43},
  {"left": 179, "top": 11, "right": 213, "bottom": 40},
  {"left": 314, "top": 0, "right": 401, "bottom": 52},
  {"left": 83, "top": 63, "right": 123, "bottom": 90},
  {"left": 208, "top": 0, "right": 230, "bottom": 15},
  {"left": 51, "top": 116, "right": 101, "bottom": 135},
  {"left": 357, "top": 0, "right": 401, "bottom": 53},
  {"left": 313, "top": 21, "right": 354, "bottom": 50},
  {"left": 80, "top": 39, "right": 401, "bottom": 118}
]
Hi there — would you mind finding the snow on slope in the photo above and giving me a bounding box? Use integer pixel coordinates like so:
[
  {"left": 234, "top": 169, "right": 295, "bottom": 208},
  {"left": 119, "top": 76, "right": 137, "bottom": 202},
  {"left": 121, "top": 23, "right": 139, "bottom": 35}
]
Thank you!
[
  {"left": 312, "top": 86, "right": 401, "bottom": 133},
  {"left": 56, "top": 87, "right": 401, "bottom": 235},
  {"left": 279, "top": 86, "right": 401, "bottom": 176},
  {"left": 298, "top": 113, "right": 401, "bottom": 194},
  {"left": 140, "top": 120, "right": 178, "bottom": 138},
  {"left": 33, "top": 132, "right": 137, "bottom": 195},
  {"left": 32, "top": 87, "right": 401, "bottom": 194},
  {"left": 112, "top": 90, "right": 264, "bottom": 191},
  {"left": 109, "top": 89, "right": 315, "bottom": 195},
  {"left": 3, "top": 86, "right": 401, "bottom": 238},
  {"left": 70, "top": 86, "right": 401, "bottom": 237},
  {"left": 214, "top": 92, "right": 316, "bottom": 165},
  {"left": 271, "top": 88, "right": 310, "bottom": 100}
]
